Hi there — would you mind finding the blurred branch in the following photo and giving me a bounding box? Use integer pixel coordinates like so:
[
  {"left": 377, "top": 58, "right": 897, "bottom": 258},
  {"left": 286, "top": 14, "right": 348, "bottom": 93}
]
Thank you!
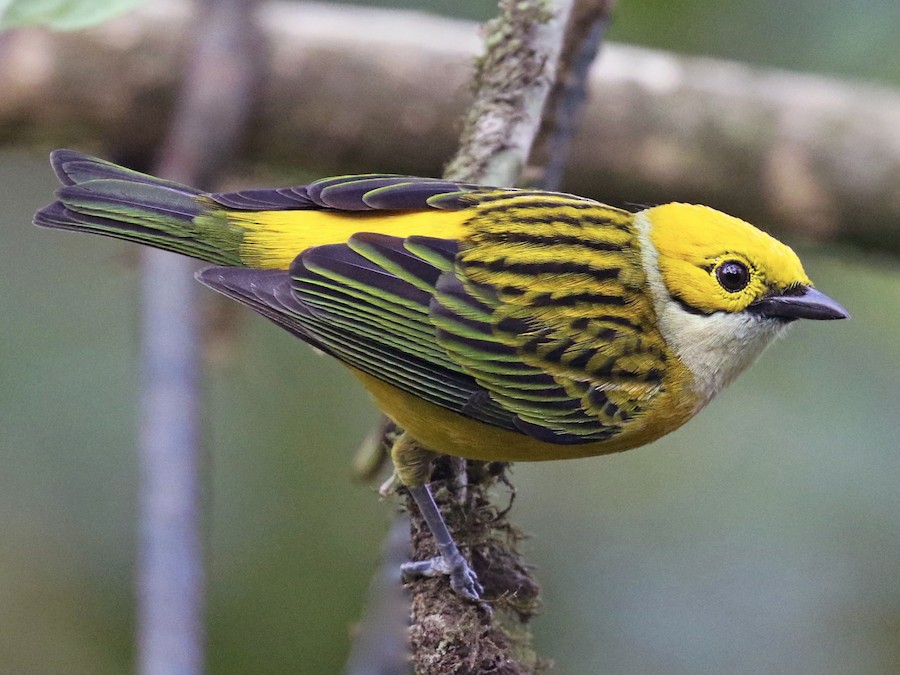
[
  {"left": 133, "top": 0, "right": 262, "bottom": 674},
  {"left": 346, "top": 419, "right": 412, "bottom": 675},
  {"left": 2, "top": 1, "right": 898, "bottom": 251},
  {"left": 523, "top": 0, "right": 616, "bottom": 191},
  {"left": 344, "top": 515, "right": 413, "bottom": 675}
]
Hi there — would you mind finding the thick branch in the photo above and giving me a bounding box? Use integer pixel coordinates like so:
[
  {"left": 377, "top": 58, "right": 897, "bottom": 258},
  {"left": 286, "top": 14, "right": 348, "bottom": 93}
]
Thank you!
[
  {"left": 524, "top": 0, "right": 616, "bottom": 191},
  {"left": 2, "top": 1, "right": 898, "bottom": 250}
]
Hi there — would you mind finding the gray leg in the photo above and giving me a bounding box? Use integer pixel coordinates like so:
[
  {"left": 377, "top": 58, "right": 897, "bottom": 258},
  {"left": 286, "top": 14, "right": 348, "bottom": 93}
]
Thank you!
[{"left": 401, "top": 483, "right": 483, "bottom": 601}]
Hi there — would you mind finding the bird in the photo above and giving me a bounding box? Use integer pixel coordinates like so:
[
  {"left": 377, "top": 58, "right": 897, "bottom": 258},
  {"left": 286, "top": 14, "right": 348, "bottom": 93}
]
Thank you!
[{"left": 35, "top": 149, "right": 848, "bottom": 600}]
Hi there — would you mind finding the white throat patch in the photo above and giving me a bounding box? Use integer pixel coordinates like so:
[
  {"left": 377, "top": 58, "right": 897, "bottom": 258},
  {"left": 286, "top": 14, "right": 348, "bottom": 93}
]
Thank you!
[{"left": 634, "top": 212, "right": 790, "bottom": 409}]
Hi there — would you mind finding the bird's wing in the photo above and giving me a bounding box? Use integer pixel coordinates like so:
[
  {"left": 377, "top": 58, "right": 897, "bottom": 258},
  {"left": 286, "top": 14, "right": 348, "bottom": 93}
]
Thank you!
[
  {"left": 205, "top": 174, "right": 488, "bottom": 212},
  {"left": 433, "top": 192, "right": 670, "bottom": 440},
  {"left": 198, "top": 228, "right": 644, "bottom": 445},
  {"left": 201, "top": 191, "right": 668, "bottom": 446},
  {"left": 197, "top": 233, "right": 518, "bottom": 433}
]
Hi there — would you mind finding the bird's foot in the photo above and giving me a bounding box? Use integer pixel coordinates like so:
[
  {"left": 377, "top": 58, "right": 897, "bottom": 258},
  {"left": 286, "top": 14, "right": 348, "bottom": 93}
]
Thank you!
[
  {"left": 378, "top": 471, "right": 401, "bottom": 497},
  {"left": 401, "top": 552, "right": 484, "bottom": 601}
]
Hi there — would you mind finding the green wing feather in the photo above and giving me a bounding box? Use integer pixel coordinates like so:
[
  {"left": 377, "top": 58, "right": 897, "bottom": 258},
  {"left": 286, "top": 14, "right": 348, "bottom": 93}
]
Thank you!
[
  {"left": 198, "top": 235, "right": 521, "bottom": 432},
  {"left": 433, "top": 193, "right": 669, "bottom": 438}
]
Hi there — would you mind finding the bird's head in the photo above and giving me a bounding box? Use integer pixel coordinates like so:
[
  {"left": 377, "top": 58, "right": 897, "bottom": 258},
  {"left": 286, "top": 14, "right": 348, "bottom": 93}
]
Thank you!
[
  {"left": 643, "top": 203, "right": 848, "bottom": 322},
  {"left": 636, "top": 203, "right": 848, "bottom": 403}
]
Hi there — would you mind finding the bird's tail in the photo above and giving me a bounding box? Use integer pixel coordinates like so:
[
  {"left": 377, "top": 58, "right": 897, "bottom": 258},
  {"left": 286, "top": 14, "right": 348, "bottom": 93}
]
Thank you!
[{"left": 34, "top": 150, "right": 241, "bottom": 266}]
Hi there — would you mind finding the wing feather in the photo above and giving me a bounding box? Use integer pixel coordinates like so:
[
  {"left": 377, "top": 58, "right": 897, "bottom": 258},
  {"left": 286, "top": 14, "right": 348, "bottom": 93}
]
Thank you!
[
  {"left": 431, "top": 193, "right": 670, "bottom": 440},
  {"left": 206, "top": 187, "right": 317, "bottom": 210},
  {"left": 207, "top": 175, "right": 484, "bottom": 215},
  {"left": 199, "top": 191, "right": 670, "bottom": 447},
  {"left": 198, "top": 239, "right": 521, "bottom": 431}
]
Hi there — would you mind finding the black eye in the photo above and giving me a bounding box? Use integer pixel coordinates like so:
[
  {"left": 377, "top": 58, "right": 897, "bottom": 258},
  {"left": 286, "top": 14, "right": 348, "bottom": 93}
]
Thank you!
[{"left": 715, "top": 260, "right": 750, "bottom": 292}]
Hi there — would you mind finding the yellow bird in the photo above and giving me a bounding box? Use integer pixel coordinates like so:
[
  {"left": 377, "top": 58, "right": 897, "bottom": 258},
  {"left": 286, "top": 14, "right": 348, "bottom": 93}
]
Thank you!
[{"left": 35, "top": 150, "right": 848, "bottom": 599}]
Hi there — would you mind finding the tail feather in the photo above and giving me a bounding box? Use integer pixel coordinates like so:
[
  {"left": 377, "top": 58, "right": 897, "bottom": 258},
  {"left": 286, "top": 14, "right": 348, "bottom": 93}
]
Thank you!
[
  {"left": 35, "top": 201, "right": 166, "bottom": 239},
  {"left": 55, "top": 179, "right": 205, "bottom": 223},
  {"left": 35, "top": 150, "right": 242, "bottom": 266},
  {"left": 50, "top": 149, "right": 197, "bottom": 192}
]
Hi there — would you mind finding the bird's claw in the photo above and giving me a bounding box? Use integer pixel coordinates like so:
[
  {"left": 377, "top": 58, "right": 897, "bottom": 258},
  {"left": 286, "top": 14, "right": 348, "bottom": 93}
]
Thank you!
[
  {"left": 401, "top": 554, "right": 484, "bottom": 601},
  {"left": 451, "top": 563, "right": 484, "bottom": 601}
]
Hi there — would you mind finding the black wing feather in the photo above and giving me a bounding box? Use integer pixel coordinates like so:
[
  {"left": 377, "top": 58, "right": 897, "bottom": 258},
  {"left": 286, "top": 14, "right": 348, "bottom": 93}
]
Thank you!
[{"left": 206, "top": 186, "right": 318, "bottom": 210}]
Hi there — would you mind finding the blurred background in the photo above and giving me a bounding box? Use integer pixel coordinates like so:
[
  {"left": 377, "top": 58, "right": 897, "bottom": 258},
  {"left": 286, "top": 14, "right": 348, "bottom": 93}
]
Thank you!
[{"left": 2, "top": 0, "right": 899, "bottom": 673}]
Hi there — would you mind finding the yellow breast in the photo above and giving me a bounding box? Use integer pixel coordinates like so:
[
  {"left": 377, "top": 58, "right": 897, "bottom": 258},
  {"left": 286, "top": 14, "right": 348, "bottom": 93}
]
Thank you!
[{"left": 351, "top": 362, "right": 701, "bottom": 462}]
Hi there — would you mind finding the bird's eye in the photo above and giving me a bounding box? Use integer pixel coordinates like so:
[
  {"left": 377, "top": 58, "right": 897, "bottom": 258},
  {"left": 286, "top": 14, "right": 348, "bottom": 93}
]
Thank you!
[{"left": 715, "top": 260, "right": 750, "bottom": 293}]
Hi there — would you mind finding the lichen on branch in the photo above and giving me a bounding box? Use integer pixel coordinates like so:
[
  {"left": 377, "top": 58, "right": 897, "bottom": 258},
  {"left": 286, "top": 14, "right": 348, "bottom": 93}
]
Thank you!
[{"left": 444, "top": 0, "right": 573, "bottom": 187}]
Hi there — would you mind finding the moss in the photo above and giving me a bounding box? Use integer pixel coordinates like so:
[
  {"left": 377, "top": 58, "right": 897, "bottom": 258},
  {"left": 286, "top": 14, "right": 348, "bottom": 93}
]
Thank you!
[{"left": 406, "top": 457, "right": 547, "bottom": 674}]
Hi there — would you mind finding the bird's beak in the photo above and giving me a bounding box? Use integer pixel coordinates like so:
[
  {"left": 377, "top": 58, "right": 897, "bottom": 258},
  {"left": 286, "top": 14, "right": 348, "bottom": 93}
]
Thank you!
[{"left": 749, "top": 286, "right": 849, "bottom": 321}]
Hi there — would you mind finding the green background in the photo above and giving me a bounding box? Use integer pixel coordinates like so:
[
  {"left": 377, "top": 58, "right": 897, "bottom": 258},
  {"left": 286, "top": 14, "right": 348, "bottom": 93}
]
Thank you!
[{"left": 2, "top": 0, "right": 899, "bottom": 672}]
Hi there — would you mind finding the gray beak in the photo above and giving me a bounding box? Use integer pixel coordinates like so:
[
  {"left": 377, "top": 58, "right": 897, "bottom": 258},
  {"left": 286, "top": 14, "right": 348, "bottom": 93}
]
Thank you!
[{"left": 749, "top": 286, "right": 849, "bottom": 321}]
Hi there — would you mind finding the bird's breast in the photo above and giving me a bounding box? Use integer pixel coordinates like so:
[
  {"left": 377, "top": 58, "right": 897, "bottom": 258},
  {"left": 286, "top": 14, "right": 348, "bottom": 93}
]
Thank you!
[{"left": 351, "top": 367, "right": 701, "bottom": 462}]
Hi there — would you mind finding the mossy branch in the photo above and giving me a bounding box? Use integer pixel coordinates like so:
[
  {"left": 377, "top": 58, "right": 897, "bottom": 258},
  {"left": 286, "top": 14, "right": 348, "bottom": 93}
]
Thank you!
[
  {"left": 443, "top": 0, "right": 572, "bottom": 186},
  {"left": 399, "top": 1, "right": 583, "bottom": 673}
]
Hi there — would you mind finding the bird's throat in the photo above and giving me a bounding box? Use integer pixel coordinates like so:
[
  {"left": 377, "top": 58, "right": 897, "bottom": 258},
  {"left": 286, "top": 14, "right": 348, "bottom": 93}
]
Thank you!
[{"left": 634, "top": 213, "right": 789, "bottom": 408}]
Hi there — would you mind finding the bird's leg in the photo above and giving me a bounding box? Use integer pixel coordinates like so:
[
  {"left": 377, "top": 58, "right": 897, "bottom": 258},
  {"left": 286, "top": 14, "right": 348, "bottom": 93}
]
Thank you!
[
  {"left": 449, "top": 455, "right": 468, "bottom": 504},
  {"left": 401, "top": 483, "right": 484, "bottom": 600},
  {"left": 390, "top": 433, "right": 483, "bottom": 601}
]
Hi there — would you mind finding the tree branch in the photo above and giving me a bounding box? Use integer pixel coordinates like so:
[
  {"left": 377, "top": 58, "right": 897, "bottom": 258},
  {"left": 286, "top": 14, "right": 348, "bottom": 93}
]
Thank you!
[
  {"left": 524, "top": 0, "right": 616, "bottom": 191},
  {"left": 133, "top": 1, "right": 262, "bottom": 673},
  {"left": 344, "top": 515, "right": 414, "bottom": 675},
  {"left": 3, "top": 1, "right": 898, "bottom": 251},
  {"left": 443, "top": 0, "right": 573, "bottom": 185},
  {"left": 399, "top": 2, "right": 581, "bottom": 673}
]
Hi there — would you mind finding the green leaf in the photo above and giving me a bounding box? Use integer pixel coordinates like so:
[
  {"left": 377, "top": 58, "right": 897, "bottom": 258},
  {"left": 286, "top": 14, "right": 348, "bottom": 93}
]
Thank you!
[{"left": 0, "top": 0, "right": 145, "bottom": 31}]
